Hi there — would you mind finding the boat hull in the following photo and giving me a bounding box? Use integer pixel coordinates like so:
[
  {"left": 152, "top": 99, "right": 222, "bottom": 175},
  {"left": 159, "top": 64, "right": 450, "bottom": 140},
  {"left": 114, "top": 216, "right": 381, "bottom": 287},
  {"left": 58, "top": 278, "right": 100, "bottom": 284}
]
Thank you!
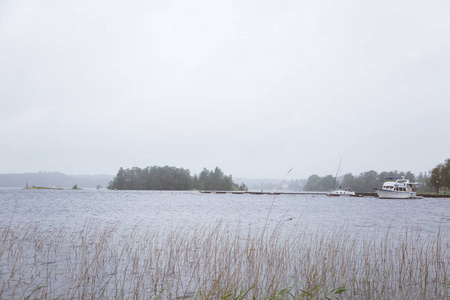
[
  {"left": 376, "top": 189, "right": 415, "bottom": 199},
  {"left": 330, "top": 191, "right": 356, "bottom": 196},
  {"left": 330, "top": 188, "right": 355, "bottom": 196}
]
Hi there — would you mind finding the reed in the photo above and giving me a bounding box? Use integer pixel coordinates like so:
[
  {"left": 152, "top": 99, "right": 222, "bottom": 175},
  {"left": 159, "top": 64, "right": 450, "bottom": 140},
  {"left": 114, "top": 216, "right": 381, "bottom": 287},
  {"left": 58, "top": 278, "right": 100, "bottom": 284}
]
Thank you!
[{"left": 0, "top": 221, "right": 448, "bottom": 299}]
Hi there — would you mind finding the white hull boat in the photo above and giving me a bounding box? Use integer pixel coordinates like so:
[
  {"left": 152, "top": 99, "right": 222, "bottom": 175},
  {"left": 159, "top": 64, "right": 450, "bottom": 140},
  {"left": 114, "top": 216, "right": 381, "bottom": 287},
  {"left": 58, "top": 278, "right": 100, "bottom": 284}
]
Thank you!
[
  {"left": 330, "top": 187, "right": 356, "bottom": 196},
  {"left": 329, "top": 159, "right": 356, "bottom": 196},
  {"left": 376, "top": 177, "right": 423, "bottom": 199}
]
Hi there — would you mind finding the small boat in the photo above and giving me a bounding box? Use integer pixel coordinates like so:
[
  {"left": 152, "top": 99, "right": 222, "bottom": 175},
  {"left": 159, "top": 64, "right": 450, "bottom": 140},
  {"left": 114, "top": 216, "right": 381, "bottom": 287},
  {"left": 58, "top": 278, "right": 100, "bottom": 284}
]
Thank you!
[
  {"left": 330, "top": 187, "right": 356, "bottom": 196},
  {"left": 329, "top": 158, "right": 356, "bottom": 196},
  {"left": 376, "top": 177, "right": 423, "bottom": 199}
]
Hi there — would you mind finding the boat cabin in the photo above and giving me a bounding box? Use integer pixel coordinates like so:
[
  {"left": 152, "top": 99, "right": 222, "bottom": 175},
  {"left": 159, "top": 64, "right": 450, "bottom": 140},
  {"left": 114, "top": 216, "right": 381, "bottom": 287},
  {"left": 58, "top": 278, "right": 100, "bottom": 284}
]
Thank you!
[{"left": 381, "top": 178, "right": 417, "bottom": 193}]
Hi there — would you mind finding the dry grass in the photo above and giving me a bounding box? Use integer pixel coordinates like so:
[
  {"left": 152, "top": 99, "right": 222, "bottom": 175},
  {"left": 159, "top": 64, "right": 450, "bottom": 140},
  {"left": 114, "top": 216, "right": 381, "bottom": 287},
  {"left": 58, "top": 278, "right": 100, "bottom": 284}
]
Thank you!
[{"left": 0, "top": 221, "right": 448, "bottom": 299}]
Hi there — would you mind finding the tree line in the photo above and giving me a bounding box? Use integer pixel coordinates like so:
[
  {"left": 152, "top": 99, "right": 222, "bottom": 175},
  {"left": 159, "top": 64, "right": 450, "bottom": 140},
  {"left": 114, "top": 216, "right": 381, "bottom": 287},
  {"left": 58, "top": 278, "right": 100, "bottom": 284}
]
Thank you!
[
  {"left": 303, "top": 170, "right": 429, "bottom": 193},
  {"left": 303, "top": 158, "right": 450, "bottom": 193},
  {"left": 107, "top": 166, "right": 247, "bottom": 191}
]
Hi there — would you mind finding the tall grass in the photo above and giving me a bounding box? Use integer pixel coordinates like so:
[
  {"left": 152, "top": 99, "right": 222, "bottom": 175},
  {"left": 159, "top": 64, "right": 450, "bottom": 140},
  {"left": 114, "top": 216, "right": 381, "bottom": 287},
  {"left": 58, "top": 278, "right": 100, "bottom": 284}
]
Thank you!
[{"left": 0, "top": 220, "right": 448, "bottom": 299}]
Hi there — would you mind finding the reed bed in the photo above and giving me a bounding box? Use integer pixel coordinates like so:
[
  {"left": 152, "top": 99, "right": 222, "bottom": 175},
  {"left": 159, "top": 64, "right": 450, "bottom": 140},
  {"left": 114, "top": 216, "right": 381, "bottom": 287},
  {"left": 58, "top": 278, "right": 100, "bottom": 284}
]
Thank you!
[{"left": 0, "top": 221, "right": 448, "bottom": 299}]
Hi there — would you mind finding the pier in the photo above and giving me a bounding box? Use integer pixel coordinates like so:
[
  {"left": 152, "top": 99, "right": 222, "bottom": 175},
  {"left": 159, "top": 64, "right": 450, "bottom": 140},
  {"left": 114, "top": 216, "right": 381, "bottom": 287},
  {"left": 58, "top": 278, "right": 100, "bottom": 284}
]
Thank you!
[
  {"left": 200, "top": 191, "right": 447, "bottom": 198},
  {"left": 200, "top": 191, "right": 373, "bottom": 197}
]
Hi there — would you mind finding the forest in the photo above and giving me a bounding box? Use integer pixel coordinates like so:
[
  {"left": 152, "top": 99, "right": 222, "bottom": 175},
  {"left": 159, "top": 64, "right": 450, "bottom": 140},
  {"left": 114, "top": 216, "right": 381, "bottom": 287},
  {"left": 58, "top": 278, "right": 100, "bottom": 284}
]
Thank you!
[{"left": 107, "top": 166, "right": 247, "bottom": 191}]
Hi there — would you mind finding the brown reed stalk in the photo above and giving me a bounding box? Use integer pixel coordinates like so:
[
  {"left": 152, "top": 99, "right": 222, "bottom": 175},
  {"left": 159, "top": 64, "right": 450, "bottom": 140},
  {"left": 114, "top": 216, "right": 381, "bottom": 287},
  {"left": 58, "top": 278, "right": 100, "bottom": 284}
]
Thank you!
[{"left": 0, "top": 219, "right": 449, "bottom": 299}]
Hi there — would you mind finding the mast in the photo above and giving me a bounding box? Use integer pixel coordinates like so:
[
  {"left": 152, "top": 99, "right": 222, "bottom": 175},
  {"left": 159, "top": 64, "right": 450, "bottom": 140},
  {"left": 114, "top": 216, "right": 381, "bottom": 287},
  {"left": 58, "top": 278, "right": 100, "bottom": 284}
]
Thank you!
[{"left": 332, "top": 158, "right": 341, "bottom": 190}]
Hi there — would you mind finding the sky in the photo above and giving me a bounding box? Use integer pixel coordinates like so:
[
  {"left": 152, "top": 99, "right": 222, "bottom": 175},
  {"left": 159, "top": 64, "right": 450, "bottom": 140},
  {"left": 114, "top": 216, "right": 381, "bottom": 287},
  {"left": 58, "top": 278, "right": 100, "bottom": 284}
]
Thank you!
[{"left": 1, "top": 0, "right": 449, "bottom": 180}]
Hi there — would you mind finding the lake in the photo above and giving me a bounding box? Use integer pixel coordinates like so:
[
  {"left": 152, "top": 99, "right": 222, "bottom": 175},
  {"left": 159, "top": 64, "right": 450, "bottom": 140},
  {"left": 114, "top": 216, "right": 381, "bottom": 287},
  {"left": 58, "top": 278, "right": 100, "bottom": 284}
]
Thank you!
[
  {"left": 1, "top": 188, "right": 449, "bottom": 299},
  {"left": 1, "top": 188, "right": 449, "bottom": 235}
]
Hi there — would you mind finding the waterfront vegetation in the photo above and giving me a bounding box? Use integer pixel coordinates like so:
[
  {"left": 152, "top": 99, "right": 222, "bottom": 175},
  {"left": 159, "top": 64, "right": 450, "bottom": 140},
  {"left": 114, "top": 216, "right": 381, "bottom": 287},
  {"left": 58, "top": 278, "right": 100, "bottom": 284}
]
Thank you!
[
  {"left": 248, "top": 158, "right": 450, "bottom": 193},
  {"left": 303, "top": 170, "right": 422, "bottom": 193},
  {"left": 107, "top": 166, "right": 247, "bottom": 191},
  {"left": 1, "top": 221, "right": 448, "bottom": 299},
  {"left": 430, "top": 158, "right": 450, "bottom": 194},
  {"left": 301, "top": 157, "right": 450, "bottom": 193}
]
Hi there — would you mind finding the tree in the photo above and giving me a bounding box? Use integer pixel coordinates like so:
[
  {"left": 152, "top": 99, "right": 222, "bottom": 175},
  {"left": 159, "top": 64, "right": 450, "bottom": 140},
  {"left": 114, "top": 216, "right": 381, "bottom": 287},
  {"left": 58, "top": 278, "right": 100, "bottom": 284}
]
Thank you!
[
  {"left": 416, "top": 172, "right": 433, "bottom": 193},
  {"left": 192, "top": 174, "right": 204, "bottom": 190},
  {"left": 341, "top": 173, "right": 356, "bottom": 190},
  {"left": 238, "top": 182, "right": 248, "bottom": 191},
  {"left": 303, "top": 175, "right": 321, "bottom": 191},
  {"left": 430, "top": 164, "right": 443, "bottom": 194},
  {"left": 197, "top": 167, "right": 236, "bottom": 191},
  {"left": 303, "top": 174, "right": 336, "bottom": 191},
  {"left": 321, "top": 175, "right": 335, "bottom": 191},
  {"left": 108, "top": 167, "right": 126, "bottom": 190},
  {"left": 443, "top": 159, "right": 450, "bottom": 191},
  {"left": 358, "top": 170, "right": 378, "bottom": 192},
  {"left": 404, "top": 171, "right": 416, "bottom": 182},
  {"left": 430, "top": 158, "right": 450, "bottom": 194}
]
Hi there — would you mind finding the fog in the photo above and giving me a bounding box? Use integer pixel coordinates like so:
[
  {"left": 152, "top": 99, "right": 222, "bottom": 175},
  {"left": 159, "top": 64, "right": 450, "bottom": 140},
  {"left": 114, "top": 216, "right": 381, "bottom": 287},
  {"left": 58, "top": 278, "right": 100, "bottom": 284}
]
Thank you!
[{"left": 1, "top": 0, "right": 449, "bottom": 179}]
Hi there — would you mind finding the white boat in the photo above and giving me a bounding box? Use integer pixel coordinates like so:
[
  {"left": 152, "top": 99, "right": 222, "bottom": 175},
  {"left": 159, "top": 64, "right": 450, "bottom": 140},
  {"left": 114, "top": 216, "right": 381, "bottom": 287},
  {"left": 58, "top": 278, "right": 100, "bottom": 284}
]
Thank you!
[
  {"left": 329, "top": 158, "right": 356, "bottom": 196},
  {"left": 376, "top": 177, "right": 423, "bottom": 199},
  {"left": 330, "top": 187, "right": 356, "bottom": 196}
]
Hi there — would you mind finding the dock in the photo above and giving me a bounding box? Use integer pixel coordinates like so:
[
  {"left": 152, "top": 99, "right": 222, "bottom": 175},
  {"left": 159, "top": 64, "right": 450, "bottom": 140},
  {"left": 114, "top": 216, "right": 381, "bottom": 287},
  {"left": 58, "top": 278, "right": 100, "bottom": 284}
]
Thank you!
[
  {"left": 199, "top": 191, "right": 447, "bottom": 198},
  {"left": 200, "top": 191, "right": 321, "bottom": 195},
  {"left": 199, "top": 191, "right": 373, "bottom": 197}
]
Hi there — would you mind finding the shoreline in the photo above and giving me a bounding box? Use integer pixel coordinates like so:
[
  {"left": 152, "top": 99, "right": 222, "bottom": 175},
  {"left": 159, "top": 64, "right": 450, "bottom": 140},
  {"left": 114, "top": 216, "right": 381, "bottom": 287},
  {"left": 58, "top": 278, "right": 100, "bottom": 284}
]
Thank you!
[
  {"left": 200, "top": 190, "right": 449, "bottom": 198},
  {"left": 23, "top": 186, "right": 81, "bottom": 190}
]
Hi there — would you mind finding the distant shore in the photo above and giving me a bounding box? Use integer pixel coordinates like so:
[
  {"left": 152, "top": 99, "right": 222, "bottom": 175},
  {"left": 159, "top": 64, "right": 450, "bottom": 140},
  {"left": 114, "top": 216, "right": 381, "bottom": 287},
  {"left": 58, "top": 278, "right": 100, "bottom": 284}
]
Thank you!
[
  {"left": 23, "top": 186, "right": 63, "bottom": 190},
  {"left": 23, "top": 186, "right": 81, "bottom": 190}
]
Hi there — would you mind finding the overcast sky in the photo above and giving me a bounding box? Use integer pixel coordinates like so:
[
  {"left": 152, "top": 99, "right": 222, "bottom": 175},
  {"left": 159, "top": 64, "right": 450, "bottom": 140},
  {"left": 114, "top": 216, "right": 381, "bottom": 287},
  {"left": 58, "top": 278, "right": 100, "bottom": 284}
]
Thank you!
[{"left": 1, "top": 0, "right": 449, "bottom": 180}]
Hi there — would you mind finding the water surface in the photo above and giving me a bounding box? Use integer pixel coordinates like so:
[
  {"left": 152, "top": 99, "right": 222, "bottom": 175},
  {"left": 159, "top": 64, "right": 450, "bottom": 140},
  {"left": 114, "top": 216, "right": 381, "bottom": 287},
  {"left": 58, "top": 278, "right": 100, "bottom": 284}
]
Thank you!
[{"left": 1, "top": 188, "right": 448, "bottom": 236}]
